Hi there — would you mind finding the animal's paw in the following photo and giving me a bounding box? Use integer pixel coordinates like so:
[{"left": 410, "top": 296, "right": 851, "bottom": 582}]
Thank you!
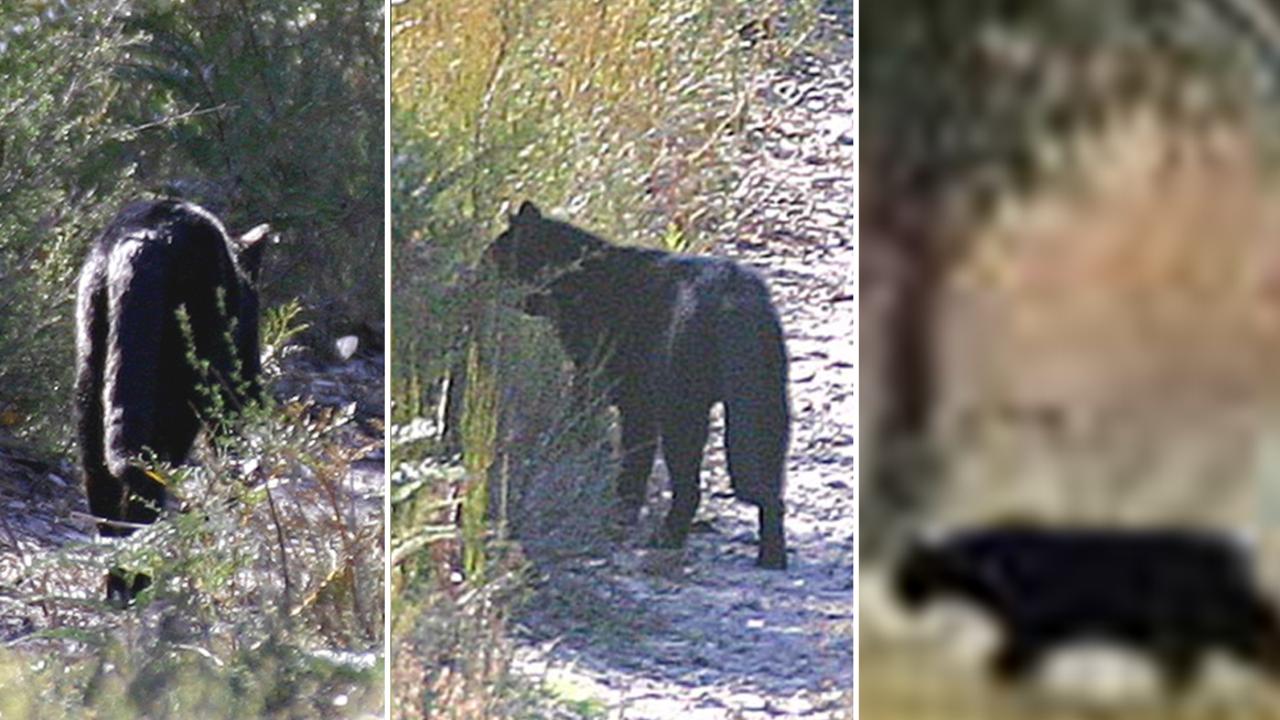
[
  {"left": 757, "top": 546, "right": 787, "bottom": 570},
  {"left": 648, "top": 528, "right": 686, "bottom": 550},
  {"left": 105, "top": 568, "right": 152, "bottom": 609},
  {"left": 607, "top": 500, "right": 643, "bottom": 527}
]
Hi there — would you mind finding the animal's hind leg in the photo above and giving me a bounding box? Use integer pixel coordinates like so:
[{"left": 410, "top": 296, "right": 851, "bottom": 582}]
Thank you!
[
  {"left": 101, "top": 466, "right": 165, "bottom": 607},
  {"left": 653, "top": 406, "right": 710, "bottom": 549},
  {"left": 756, "top": 498, "right": 786, "bottom": 569},
  {"left": 122, "top": 465, "right": 166, "bottom": 526},
  {"left": 85, "top": 469, "right": 128, "bottom": 538}
]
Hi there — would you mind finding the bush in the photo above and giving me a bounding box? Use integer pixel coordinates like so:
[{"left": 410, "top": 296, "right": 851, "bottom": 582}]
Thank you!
[
  {"left": 115, "top": 0, "right": 385, "bottom": 343},
  {"left": 6, "top": 333, "right": 384, "bottom": 718},
  {"left": 0, "top": 2, "right": 143, "bottom": 446},
  {"left": 0, "top": 0, "right": 384, "bottom": 451}
]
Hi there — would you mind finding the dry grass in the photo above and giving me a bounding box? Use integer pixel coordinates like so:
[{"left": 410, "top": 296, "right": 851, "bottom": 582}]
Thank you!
[
  {"left": 389, "top": 0, "right": 810, "bottom": 716},
  {"left": 0, "top": 335, "right": 384, "bottom": 718}
]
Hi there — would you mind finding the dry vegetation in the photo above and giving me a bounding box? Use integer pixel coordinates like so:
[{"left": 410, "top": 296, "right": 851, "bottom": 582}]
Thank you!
[{"left": 0, "top": 310, "right": 385, "bottom": 719}]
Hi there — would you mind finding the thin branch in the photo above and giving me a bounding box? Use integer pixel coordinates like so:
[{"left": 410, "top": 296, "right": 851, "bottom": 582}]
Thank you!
[{"left": 112, "top": 103, "right": 235, "bottom": 138}]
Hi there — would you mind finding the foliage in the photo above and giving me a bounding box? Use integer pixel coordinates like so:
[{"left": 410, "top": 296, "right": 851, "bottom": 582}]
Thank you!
[
  {"left": 114, "top": 0, "right": 385, "bottom": 339},
  {"left": 863, "top": 0, "right": 1258, "bottom": 226},
  {"left": 860, "top": 1, "right": 1280, "bottom": 554},
  {"left": 390, "top": 0, "right": 803, "bottom": 421},
  {"left": 0, "top": 1, "right": 143, "bottom": 445},
  {"left": 0, "top": 0, "right": 383, "bottom": 450},
  {"left": 4, "top": 394, "right": 383, "bottom": 718}
]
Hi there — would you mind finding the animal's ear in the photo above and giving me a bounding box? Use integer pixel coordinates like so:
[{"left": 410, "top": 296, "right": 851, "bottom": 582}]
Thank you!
[
  {"left": 239, "top": 223, "right": 272, "bottom": 248},
  {"left": 514, "top": 201, "right": 541, "bottom": 222},
  {"left": 236, "top": 224, "right": 272, "bottom": 281}
]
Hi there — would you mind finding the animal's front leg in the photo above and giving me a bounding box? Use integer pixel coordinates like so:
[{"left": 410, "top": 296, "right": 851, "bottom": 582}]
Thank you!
[
  {"left": 615, "top": 403, "right": 658, "bottom": 525},
  {"left": 990, "top": 633, "right": 1043, "bottom": 684}
]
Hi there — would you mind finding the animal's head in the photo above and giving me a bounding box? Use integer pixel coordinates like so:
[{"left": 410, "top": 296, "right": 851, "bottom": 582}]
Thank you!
[
  {"left": 483, "top": 201, "right": 600, "bottom": 282},
  {"left": 234, "top": 223, "right": 272, "bottom": 286},
  {"left": 894, "top": 532, "right": 962, "bottom": 611},
  {"left": 230, "top": 222, "right": 273, "bottom": 388}
]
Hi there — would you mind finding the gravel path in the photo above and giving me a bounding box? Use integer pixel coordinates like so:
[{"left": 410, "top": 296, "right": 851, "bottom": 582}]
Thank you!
[{"left": 512, "top": 6, "right": 854, "bottom": 718}]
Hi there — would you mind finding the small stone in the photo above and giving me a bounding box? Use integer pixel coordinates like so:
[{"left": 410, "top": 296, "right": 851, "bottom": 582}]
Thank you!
[{"left": 335, "top": 335, "right": 359, "bottom": 360}]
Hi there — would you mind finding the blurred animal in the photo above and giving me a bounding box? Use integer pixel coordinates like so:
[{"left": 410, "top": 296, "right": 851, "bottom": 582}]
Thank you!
[
  {"left": 894, "top": 523, "right": 1280, "bottom": 690},
  {"left": 76, "top": 199, "right": 269, "bottom": 605},
  {"left": 485, "top": 201, "right": 790, "bottom": 568}
]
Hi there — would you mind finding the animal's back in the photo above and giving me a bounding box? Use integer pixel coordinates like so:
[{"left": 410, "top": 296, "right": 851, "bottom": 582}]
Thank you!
[
  {"left": 592, "top": 251, "right": 783, "bottom": 397},
  {"left": 76, "top": 199, "right": 243, "bottom": 508},
  {"left": 904, "top": 526, "right": 1274, "bottom": 655}
]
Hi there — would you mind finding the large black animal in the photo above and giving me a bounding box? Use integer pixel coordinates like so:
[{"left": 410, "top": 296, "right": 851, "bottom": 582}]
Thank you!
[
  {"left": 75, "top": 199, "right": 269, "bottom": 604},
  {"left": 894, "top": 524, "right": 1280, "bottom": 690},
  {"left": 485, "top": 201, "right": 790, "bottom": 569}
]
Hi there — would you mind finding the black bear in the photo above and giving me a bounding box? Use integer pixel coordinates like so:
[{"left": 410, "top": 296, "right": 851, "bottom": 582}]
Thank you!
[
  {"left": 894, "top": 523, "right": 1280, "bottom": 690},
  {"left": 75, "top": 199, "right": 270, "bottom": 605},
  {"left": 485, "top": 201, "right": 790, "bottom": 569}
]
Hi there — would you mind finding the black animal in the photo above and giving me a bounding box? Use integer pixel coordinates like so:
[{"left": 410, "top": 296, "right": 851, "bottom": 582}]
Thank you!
[
  {"left": 75, "top": 199, "right": 269, "bottom": 604},
  {"left": 485, "top": 201, "right": 790, "bottom": 569},
  {"left": 894, "top": 524, "right": 1280, "bottom": 690}
]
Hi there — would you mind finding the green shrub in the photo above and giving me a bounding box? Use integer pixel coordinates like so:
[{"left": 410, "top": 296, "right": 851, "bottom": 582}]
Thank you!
[
  {"left": 0, "top": 2, "right": 143, "bottom": 446},
  {"left": 114, "top": 0, "right": 385, "bottom": 343},
  {"left": 4, "top": 274, "right": 382, "bottom": 718},
  {"left": 0, "top": 0, "right": 383, "bottom": 450}
]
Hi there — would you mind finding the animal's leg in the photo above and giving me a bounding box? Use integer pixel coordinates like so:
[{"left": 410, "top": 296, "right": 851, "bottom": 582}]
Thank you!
[
  {"left": 756, "top": 499, "right": 787, "bottom": 569},
  {"left": 615, "top": 403, "right": 658, "bottom": 524},
  {"left": 653, "top": 406, "right": 711, "bottom": 549},
  {"left": 99, "top": 238, "right": 171, "bottom": 606},
  {"left": 990, "top": 637, "right": 1042, "bottom": 684},
  {"left": 106, "top": 568, "right": 152, "bottom": 609},
  {"left": 1159, "top": 644, "right": 1202, "bottom": 693}
]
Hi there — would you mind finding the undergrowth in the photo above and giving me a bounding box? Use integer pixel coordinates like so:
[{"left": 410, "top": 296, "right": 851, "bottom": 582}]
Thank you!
[{"left": 1, "top": 305, "right": 384, "bottom": 719}]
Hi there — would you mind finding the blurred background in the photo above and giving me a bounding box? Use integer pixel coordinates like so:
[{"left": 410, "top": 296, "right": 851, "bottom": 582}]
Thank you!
[{"left": 861, "top": 1, "right": 1280, "bottom": 717}]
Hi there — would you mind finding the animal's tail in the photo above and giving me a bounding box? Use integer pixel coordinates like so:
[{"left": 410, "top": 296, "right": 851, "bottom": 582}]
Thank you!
[{"left": 716, "top": 272, "right": 789, "bottom": 507}]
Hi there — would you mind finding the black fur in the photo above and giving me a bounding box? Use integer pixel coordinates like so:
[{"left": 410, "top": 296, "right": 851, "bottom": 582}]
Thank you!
[
  {"left": 895, "top": 524, "right": 1280, "bottom": 690},
  {"left": 75, "top": 199, "right": 268, "bottom": 604},
  {"left": 486, "top": 201, "right": 790, "bottom": 569}
]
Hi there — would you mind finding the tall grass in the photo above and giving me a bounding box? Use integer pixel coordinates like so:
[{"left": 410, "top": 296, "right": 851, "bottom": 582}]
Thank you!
[{"left": 390, "top": 0, "right": 812, "bottom": 714}]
